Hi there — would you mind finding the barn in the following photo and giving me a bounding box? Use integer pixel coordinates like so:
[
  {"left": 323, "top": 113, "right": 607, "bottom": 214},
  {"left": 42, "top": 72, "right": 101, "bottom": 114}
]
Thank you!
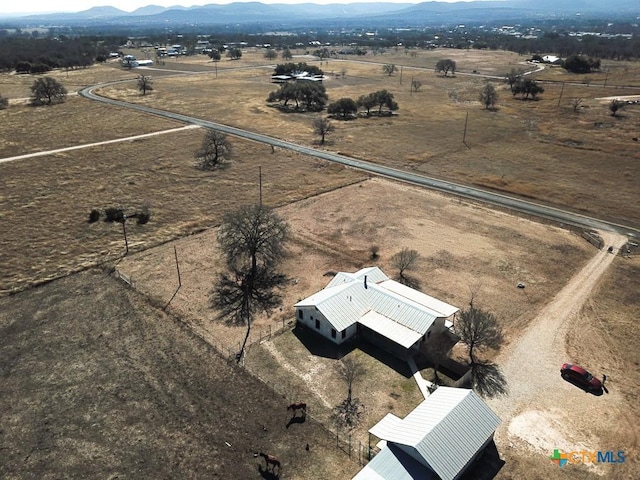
[
  {"left": 294, "top": 267, "right": 458, "bottom": 359},
  {"left": 353, "top": 387, "right": 501, "bottom": 480}
]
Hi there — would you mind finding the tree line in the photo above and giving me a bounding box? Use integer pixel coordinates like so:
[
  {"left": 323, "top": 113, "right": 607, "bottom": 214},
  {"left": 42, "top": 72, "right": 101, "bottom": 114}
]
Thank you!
[{"left": 0, "top": 36, "right": 120, "bottom": 73}]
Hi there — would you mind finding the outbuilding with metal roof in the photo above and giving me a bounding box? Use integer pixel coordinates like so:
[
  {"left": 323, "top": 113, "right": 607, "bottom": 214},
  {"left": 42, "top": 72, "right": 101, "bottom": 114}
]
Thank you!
[{"left": 354, "top": 387, "right": 501, "bottom": 480}]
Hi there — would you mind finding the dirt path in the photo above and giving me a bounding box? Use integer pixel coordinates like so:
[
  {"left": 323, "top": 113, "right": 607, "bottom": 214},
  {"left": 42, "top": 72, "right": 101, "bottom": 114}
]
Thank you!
[
  {"left": 262, "top": 340, "right": 333, "bottom": 409},
  {"left": 0, "top": 125, "right": 199, "bottom": 164},
  {"left": 487, "top": 230, "right": 627, "bottom": 459}
]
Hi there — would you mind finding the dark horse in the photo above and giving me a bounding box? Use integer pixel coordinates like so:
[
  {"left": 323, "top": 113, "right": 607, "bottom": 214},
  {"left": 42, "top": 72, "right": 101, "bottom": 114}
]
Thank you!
[
  {"left": 287, "top": 402, "right": 307, "bottom": 417},
  {"left": 259, "top": 452, "right": 281, "bottom": 473}
]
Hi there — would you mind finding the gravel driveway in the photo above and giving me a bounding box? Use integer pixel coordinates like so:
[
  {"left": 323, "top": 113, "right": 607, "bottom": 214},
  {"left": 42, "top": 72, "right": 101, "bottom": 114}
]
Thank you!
[{"left": 487, "top": 230, "right": 628, "bottom": 469}]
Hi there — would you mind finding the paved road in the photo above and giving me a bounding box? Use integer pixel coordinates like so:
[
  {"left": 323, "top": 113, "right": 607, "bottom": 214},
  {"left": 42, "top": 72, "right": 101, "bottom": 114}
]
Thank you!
[{"left": 79, "top": 81, "right": 639, "bottom": 241}]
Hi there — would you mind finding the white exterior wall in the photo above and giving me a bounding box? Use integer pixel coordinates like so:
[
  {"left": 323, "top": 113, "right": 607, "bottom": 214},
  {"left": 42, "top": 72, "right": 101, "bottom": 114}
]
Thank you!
[{"left": 296, "top": 307, "right": 356, "bottom": 345}]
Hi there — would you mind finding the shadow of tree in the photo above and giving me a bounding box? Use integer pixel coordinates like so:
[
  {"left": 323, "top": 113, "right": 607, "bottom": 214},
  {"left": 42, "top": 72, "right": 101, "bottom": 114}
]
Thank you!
[
  {"left": 471, "top": 361, "right": 508, "bottom": 398},
  {"left": 396, "top": 274, "right": 421, "bottom": 290}
]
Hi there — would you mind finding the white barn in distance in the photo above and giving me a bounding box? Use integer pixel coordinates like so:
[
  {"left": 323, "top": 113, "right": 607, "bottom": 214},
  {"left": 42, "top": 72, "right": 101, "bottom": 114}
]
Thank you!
[{"left": 294, "top": 267, "right": 458, "bottom": 359}]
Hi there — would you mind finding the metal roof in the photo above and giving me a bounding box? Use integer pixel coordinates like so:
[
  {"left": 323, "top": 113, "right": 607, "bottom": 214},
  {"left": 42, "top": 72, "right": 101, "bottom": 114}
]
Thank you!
[
  {"left": 325, "top": 267, "right": 389, "bottom": 289},
  {"left": 294, "top": 282, "right": 366, "bottom": 331},
  {"left": 368, "top": 284, "right": 437, "bottom": 335},
  {"left": 294, "top": 267, "right": 457, "bottom": 340},
  {"left": 352, "top": 443, "right": 437, "bottom": 480},
  {"left": 367, "top": 387, "right": 500, "bottom": 480},
  {"left": 358, "top": 311, "right": 423, "bottom": 349},
  {"left": 379, "top": 279, "right": 459, "bottom": 318}
]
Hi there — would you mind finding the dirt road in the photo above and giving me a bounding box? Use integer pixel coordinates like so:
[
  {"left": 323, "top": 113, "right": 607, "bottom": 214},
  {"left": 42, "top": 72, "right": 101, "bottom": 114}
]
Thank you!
[
  {"left": 487, "top": 230, "right": 628, "bottom": 467},
  {"left": 0, "top": 125, "right": 198, "bottom": 164}
]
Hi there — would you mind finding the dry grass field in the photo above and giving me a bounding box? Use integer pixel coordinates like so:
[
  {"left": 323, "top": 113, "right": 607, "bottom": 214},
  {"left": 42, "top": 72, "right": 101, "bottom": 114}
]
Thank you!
[
  {"left": 0, "top": 270, "right": 361, "bottom": 480},
  {"left": 0, "top": 120, "right": 364, "bottom": 295},
  {"left": 101, "top": 49, "right": 640, "bottom": 228},
  {"left": 1, "top": 49, "right": 639, "bottom": 480}
]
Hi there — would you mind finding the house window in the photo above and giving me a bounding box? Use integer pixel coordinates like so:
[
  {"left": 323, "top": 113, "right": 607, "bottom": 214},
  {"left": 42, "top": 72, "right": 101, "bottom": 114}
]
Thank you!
[
  {"left": 331, "top": 329, "right": 337, "bottom": 339},
  {"left": 298, "top": 309, "right": 303, "bottom": 319},
  {"left": 342, "top": 330, "right": 346, "bottom": 339},
  {"left": 315, "top": 319, "right": 320, "bottom": 329}
]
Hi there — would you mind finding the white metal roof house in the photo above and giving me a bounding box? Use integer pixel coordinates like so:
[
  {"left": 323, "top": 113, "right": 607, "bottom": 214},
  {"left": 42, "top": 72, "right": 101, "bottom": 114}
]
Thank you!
[
  {"left": 294, "top": 267, "right": 458, "bottom": 358},
  {"left": 353, "top": 387, "right": 500, "bottom": 480}
]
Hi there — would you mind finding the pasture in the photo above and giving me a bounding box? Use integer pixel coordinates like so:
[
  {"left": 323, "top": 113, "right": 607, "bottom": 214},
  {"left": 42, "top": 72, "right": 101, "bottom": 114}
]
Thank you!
[{"left": 1, "top": 49, "right": 639, "bottom": 479}]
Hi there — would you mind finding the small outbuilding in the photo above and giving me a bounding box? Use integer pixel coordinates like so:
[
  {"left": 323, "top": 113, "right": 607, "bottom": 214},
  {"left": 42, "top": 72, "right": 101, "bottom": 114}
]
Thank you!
[{"left": 353, "top": 386, "right": 501, "bottom": 480}]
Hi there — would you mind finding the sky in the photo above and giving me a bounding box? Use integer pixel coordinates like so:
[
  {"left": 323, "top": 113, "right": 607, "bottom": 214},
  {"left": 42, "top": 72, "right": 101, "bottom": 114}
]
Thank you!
[{"left": 2, "top": 0, "right": 475, "bottom": 16}]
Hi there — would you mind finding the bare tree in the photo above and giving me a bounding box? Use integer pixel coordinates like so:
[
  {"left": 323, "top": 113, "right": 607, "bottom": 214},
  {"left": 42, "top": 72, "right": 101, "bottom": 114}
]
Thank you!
[
  {"left": 137, "top": 75, "right": 153, "bottom": 95},
  {"left": 435, "top": 59, "right": 456, "bottom": 77},
  {"left": 196, "top": 130, "right": 232, "bottom": 170},
  {"left": 264, "top": 49, "right": 278, "bottom": 60},
  {"left": 570, "top": 97, "right": 583, "bottom": 112},
  {"left": 410, "top": 79, "right": 422, "bottom": 93},
  {"left": 281, "top": 48, "right": 293, "bottom": 60},
  {"left": 30, "top": 77, "right": 67, "bottom": 106},
  {"left": 333, "top": 357, "right": 366, "bottom": 429},
  {"left": 391, "top": 248, "right": 420, "bottom": 284},
  {"left": 454, "top": 304, "right": 503, "bottom": 365},
  {"left": 504, "top": 67, "right": 524, "bottom": 93},
  {"left": 382, "top": 64, "right": 398, "bottom": 76},
  {"left": 609, "top": 99, "right": 626, "bottom": 117},
  {"left": 212, "top": 205, "right": 288, "bottom": 361},
  {"left": 312, "top": 117, "right": 334, "bottom": 145}
]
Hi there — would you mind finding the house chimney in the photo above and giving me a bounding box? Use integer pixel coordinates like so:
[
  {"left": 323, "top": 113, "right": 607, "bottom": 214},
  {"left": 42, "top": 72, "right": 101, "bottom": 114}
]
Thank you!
[{"left": 364, "top": 275, "right": 368, "bottom": 289}]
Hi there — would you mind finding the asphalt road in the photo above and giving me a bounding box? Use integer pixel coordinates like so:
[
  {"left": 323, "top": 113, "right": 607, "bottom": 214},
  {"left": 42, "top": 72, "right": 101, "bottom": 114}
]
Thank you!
[{"left": 79, "top": 81, "right": 639, "bottom": 241}]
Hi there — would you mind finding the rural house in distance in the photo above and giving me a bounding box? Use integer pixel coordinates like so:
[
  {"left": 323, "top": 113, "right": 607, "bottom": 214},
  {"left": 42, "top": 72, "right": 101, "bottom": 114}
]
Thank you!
[
  {"left": 294, "top": 267, "right": 459, "bottom": 359},
  {"left": 353, "top": 386, "right": 501, "bottom": 480}
]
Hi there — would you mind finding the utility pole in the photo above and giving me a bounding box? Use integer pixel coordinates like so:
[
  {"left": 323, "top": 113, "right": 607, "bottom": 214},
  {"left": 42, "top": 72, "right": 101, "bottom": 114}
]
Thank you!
[
  {"left": 121, "top": 215, "right": 129, "bottom": 254},
  {"left": 462, "top": 111, "right": 469, "bottom": 148},
  {"left": 259, "top": 166, "right": 262, "bottom": 207},
  {"left": 557, "top": 81, "right": 565, "bottom": 107}
]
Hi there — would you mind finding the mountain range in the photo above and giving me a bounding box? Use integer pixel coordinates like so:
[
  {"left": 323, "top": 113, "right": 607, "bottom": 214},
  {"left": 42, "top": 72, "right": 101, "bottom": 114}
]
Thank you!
[{"left": 2, "top": 1, "right": 638, "bottom": 27}]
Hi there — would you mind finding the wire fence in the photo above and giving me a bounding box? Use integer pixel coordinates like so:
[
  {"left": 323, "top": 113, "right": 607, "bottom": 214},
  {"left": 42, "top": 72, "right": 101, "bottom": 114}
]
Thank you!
[{"left": 112, "top": 266, "right": 372, "bottom": 466}]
